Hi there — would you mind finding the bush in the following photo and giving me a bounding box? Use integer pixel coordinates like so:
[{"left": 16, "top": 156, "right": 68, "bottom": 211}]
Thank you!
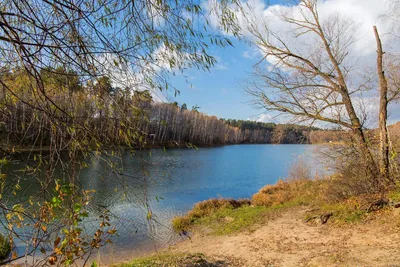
[
  {"left": 252, "top": 180, "right": 293, "bottom": 206},
  {"left": 0, "top": 234, "right": 11, "bottom": 260},
  {"left": 319, "top": 144, "right": 389, "bottom": 201}
]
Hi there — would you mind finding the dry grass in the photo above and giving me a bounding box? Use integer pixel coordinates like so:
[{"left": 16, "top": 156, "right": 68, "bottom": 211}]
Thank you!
[
  {"left": 252, "top": 180, "right": 292, "bottom": 206},
  {"left": 251, "top": 179, "right": 318, "bottom": 207},
  {"left": 252, "top": 158, "right": 325, "bottom": 207}
]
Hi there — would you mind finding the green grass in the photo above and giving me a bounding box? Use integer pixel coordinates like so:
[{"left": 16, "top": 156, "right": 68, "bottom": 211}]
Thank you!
[
  {"left": 174, "top": 200, "right": 304, "bottom": 236},
  {"left": 111, "top": 253, "right": 218, "bottom": 267},
  {"left": 196, "top": 205, "right": 268, "bottom": 235},
  {"left": 171, "top": 198, "right": 251, "bottom": 233},
  {"left": 388, "top": 188, "right": 400, "bottom": 202},
  {"left": 306, "top": 202, "right": 368, "bottom": 224}
]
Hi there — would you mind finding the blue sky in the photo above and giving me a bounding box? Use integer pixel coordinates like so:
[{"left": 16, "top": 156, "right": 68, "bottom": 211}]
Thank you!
[{"left": 169, "top": 39, "right": 262, "bottom": 121}]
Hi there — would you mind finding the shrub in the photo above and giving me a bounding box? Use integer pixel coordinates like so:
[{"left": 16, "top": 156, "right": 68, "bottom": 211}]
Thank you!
[
  {"left": 252, "top": 180, "right": 293, "bottom": 206},
  {"left": 319, "top": 144, "right": 391, "bottom": 201},
  {"left": 286, "top": 156, "right": 313, "bottom": 181}
]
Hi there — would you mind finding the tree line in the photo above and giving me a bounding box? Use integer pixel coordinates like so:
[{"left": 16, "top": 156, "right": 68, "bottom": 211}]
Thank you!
[
  {"left": 149, "top": 104, "right": 318, "bottom": 145},
  {"left": 0, "top": 67, "right": 320, "bottom": 149}
]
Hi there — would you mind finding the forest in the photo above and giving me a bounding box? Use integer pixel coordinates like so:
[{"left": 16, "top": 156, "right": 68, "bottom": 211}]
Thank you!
[{"left": 0, "top": 68, "right": 319, "bottom": 149}]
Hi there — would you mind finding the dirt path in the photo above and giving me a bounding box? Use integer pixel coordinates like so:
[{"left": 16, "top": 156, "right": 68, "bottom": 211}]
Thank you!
[{"left": 168, "top": 207, "right": 400, "bottom": 266}]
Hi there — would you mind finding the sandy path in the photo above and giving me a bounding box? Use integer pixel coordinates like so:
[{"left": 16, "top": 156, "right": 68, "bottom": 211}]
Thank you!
[{"left": 168, "top": 208, "right": 400, "bottom": 266}]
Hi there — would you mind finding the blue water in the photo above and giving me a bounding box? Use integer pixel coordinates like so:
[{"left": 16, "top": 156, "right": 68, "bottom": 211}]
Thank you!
[
  {"left": 80, "top": 144, "right": 317, "bottom": 259},
  {"left": 7, "top": 144, "right": 318, "bottom": 261}
]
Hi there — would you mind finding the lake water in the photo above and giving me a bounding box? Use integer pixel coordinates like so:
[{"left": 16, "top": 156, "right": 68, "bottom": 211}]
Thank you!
[{"left": 6, "top": 144, "right": 319, "bottom": 263}]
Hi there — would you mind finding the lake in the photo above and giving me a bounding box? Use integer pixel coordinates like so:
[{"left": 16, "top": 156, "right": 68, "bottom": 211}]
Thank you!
[{"left": 6, "top": 144, "right": 320, "bottom": 263}]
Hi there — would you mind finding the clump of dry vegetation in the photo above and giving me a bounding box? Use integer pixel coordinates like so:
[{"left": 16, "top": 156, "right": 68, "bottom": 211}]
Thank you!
[
  {"left": 252, "top": 158, "right": 324, "bottom": 207},
  {"left": 251, "top": 179, "right": 323, "bottom": 207}
]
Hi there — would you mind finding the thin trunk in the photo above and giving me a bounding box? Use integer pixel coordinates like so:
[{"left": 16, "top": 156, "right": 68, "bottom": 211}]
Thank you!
[
  {"left": 374, "top": 25, "right": 390, "bottom": 183},
  {"left": 341, "top": 92, "right": 378, "bottom": 179}
]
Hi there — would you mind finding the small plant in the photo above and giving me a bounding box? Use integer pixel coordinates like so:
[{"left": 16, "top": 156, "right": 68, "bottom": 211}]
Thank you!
[
  {"left": 112, "top": 253, "right": 217, "bottom": 267},
  {"left": 0, "top": 234, "right": 11, "bottom": 260}
]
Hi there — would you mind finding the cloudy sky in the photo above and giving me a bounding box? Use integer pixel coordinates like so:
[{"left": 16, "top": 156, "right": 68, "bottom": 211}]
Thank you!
[{"left": 168, "top": 0, "right": 400, "bottom": 126}]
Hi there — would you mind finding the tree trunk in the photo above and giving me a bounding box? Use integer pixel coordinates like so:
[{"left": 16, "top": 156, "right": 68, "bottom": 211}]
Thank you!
[
  {"left": 374, "top": 25, "right": 390, "bottom": 183},
  {"left": 341, "top": 91, "right": 379, "bottom": 181}
]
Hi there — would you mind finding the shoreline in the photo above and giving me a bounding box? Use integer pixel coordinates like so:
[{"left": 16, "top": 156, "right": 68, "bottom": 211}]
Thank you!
[
  {"left": 109, "top": 205, "right": 400, "bottom": 267},
  {"left": 107, "top": 174, "right": 400, "bottom": 267},
  {"left": 0, "top": 142, "right": 322, "bottom": 154}
]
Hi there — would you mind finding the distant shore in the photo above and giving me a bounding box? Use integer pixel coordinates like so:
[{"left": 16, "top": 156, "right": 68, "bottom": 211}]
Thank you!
[{"left": 0, "top": 141, "right": 318, "bottom": 154}]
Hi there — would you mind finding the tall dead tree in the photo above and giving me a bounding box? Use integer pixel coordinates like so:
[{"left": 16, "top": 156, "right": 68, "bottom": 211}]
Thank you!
[{"left": 373, "top": 26, "right": 390, "bottom": 183}]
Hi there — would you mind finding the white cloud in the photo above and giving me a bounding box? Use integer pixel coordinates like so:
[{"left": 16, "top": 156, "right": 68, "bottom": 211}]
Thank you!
[
  {"left": 206, "top": 0, "right": 400, "bottom": 127},
  {"left": 256, "top": 113, "right": 280, "bottom": 123},
  {"left": 221, "top": 88, "right": 229, "bottom": 94},
  {"left": 94, "top": 54, "right": 165, "bottom": 101},
  {"left": 242, "top": 51, "right": 252, "bottom": 59},
  {"left": 256, "top": 112, "right": 294, "bottom": 124},
  {"left": 214, "top": 63, "right": 229, "bottom": 70},
  {"left": 94, "top": 43, "right": 198, "bottom": 102},
  {"left": 211, "top": 55, "right": 229, "bottom": 70},
  {"left": 242, "top": 47, "right": 260, "bottom": 59}
]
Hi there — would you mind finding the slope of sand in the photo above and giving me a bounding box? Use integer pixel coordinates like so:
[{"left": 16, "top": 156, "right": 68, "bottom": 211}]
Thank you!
[{"left": 167, "top": 207, "right": 400, "bottom": 266}]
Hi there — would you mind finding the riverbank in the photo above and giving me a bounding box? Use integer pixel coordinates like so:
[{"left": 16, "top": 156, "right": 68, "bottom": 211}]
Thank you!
[
  {"left": 111, "top": 205, "right": 400, "bottom": 266},
  {"left": 160, "top": 206, "right": 400, "bottom": 266},
  {"left": 110, "top": 176, "right": 400, "bottom": 266}
]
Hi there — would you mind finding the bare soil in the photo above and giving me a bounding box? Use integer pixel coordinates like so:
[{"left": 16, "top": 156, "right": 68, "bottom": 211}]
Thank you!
[{"left": 167, "top": 207, "right": 400, "bottom": 267}]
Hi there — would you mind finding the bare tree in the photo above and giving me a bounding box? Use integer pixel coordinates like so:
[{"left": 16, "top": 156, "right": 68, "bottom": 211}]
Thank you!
[
  {"left": 241, "top": 0, "right": 379, "bottom": 179},
  {"left": 374, "top": 26, "right": 390, "bottom": 182}
]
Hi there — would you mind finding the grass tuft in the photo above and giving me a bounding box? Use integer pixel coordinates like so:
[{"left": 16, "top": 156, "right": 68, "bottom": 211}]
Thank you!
[
  {"left": 0, "top": 234, "right": 11, "bottom": 261},
  {"left": 111, "top": 253, "right": 221, "bottom": 267}
]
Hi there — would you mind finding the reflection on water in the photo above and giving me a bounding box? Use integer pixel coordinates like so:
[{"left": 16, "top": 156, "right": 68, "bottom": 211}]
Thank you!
[{"left": 4, "top": 144, "right": 319, "bottom": 262}]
